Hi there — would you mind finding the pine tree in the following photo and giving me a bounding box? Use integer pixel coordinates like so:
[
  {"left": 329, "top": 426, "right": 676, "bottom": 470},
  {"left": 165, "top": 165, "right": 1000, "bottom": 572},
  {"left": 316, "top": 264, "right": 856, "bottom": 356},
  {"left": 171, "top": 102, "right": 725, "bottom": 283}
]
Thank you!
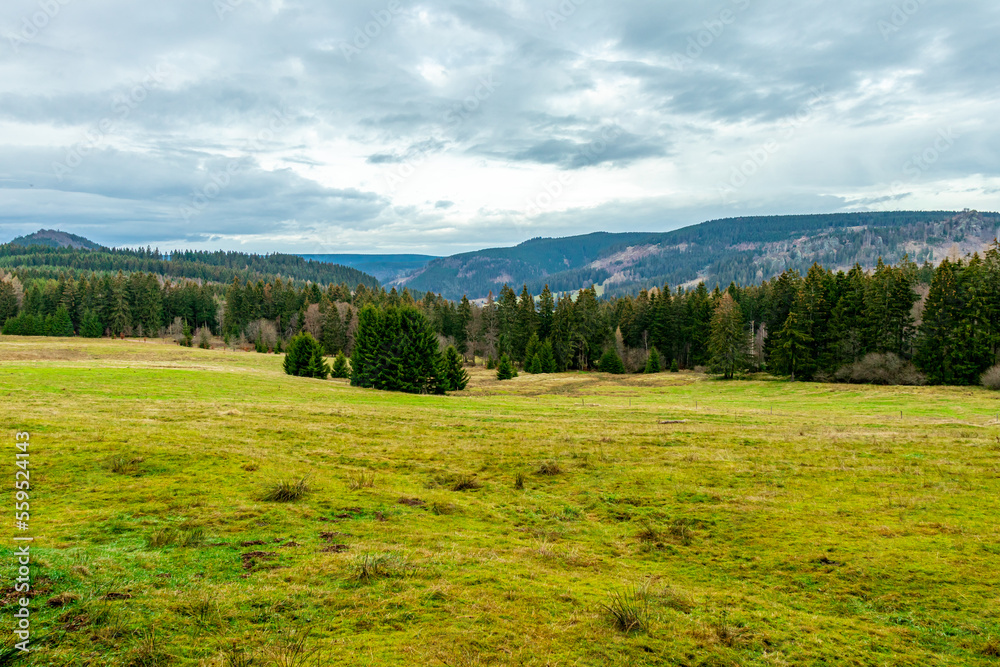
[
  {"left": 50, "top": 306, "right": 75, "bottom": 337},
  {"left": 645, "top": 347, "right": 661, "bottom": 374},
  {"left": 305, "top": 347, "right": 330, "bottom": 379},
  {"left": 81, "top": 310, "right": 103, "bottom": 338},
  {"left": 331, "top": 352, "right": 350, "bottom": 379},
  {"left": 0, "top": 280, "right": 19, "bottom": 326},
  {"left": 181, "top": 322, "right": 194, "bottom": 347},
  {"left": 670, "top": 359, "right": 679, "bottom": 372},
  {"left": 772, "top": 311, "right": 813, "bottom": 380},
  {"left": 351, "top": 305, "right": 381, "bottom": 388},
  {"left": 486, "top": 356, "right": 496, "bottom": 370},
  {"left": 442, "top": 346, "right": 470, "bottom": 391},
  {"left": 537, "top": 285, "right": 555, "bottom": 340},
  {"left": 523, "top": 333, "right": 541, "bottom": 373},
  {"left": 284, "top": 332, "right": 325, "bottom": 377},
  {"left": 537, "top": 341, "right": 558, "bottom": 374},
  {"left": 598, "top": 348, "right": 626, "bottom": 374},
  {"left": 527, "top": 354, "right": 541, "bottom": 374},
  {"left": 320, "top": 299, "right": 346, "bottom": 355},
  {"left": 708, "top": 293, "right": 747, "bottom": 379},
  {"left": 496, "top": 354, "right": 517, "bottom": 380}
]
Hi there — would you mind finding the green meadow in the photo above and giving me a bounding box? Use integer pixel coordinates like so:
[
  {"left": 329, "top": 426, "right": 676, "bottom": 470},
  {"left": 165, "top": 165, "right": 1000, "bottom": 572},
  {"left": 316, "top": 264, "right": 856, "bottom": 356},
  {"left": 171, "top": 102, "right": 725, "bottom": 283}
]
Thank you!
[{"left": 1, "top": 337, "right": 999, "bottom": 666}]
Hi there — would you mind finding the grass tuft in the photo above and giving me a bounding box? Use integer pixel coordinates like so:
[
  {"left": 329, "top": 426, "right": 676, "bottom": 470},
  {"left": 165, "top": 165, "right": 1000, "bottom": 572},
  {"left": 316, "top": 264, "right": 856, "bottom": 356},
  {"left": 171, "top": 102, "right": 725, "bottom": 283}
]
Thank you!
[
  {"left": 262, "top": 478, "right": 309, "bottom": 502},
  {"left": 110, "top": 454, "right": 143, "bottom": 475},
  {"left": 601, "top": 585, "right": 649, "bottom": 634},
  {"left": 353, "top": 553, "right": 401, "bottom": 582},
  {"left": 126, "top": 629, "right": 170, "bottom": 667},
  {"left": 346, "top": 471, "right": 375, "bottom": 491},
  {"left": 450, "top": 474, "right": 481, "bottom": 491},
  {"left": 514, "top": 472, "right": 525, "bottom": 490},
  {"left": 536, "top": 460, "right": 563, "bottom": 476}
]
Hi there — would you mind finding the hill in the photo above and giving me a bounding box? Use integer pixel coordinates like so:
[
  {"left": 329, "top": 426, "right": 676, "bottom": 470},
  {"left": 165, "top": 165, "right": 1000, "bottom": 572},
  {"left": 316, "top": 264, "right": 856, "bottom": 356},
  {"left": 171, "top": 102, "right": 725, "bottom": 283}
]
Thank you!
[
  {"left": 8, "top": 228, "right": 104, "bottom": 250},
  {"left": 1, "top": 233, "right": 381, "bottom": 288},
  {"left": 396, "top": 210, "right": 1000, "bottom": 299},
  {"left": 299, "top": 254, "right": 438, "bottom": 283}
]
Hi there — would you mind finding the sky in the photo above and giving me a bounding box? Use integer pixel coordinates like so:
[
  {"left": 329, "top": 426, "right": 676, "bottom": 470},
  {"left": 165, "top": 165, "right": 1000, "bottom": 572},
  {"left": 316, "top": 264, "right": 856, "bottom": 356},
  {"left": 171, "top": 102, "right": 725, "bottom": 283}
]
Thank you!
[{"left": 0, "top": 0, "right": 998, "bottom": 255}]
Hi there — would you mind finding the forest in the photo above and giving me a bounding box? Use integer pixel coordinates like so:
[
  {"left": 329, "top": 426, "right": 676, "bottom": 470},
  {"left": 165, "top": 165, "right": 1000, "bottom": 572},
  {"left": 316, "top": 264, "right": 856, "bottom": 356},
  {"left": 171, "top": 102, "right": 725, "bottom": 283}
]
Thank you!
[{"left": 3, "top": 242, "right": 999, "bottom": 388}]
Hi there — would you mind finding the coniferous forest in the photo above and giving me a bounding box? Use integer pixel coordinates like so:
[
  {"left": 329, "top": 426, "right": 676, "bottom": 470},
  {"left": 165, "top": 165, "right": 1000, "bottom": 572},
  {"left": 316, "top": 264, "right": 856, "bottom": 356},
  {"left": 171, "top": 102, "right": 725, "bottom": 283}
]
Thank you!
[{"left": 4, "top": 242, "right": 1000, "bottom": 389}]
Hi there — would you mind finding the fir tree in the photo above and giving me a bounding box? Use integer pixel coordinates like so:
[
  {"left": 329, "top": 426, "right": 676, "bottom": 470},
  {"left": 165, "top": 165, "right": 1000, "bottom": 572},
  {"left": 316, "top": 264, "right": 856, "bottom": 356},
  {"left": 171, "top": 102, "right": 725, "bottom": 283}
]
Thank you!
[
  {"left": 598, "top": 348, "right": 626, "bottom": 374},
  {"left": 50, "top": 306, "right": 75, "bottom": 337},
  {"left": 284, "top": 332, "right": 325, "bottom": 378},
  {"left": 496, "top": 354, "right": 517, "bottom": 380},
  {"left": 486, "top": 356, "right": 497, "bottom": 370},
  {"left": 80, "top": 310, "right": 103, "bottom": 338},
  {"left": 0, "top": 280, "right": 18, "bottom": 325},
  {"left": 331, "top": 352, "right": 351, "bottom": 379},
  {"left": 523, "top": 333, "right": 541, "bottom": 373},
  {"left": 708, "top": 293, "right": 747, "bottom": 379},
  {"left": 645, "top": 347, "right": 661, "bottom": 374},
  {"left": 320, "top": 299, "right": 347, "bottom": 355},
  {"left": 537, "top": 341, "right": 558, "bottom": 374},
  {"left": 772, "top": 311, "right": 813, "bottom": 380},
  {"left": 670, "top": 359, "right": 679, "bottom": 372},
  {"left": 442, "top": 346, "right": 470, "bottom": 391},
  {"left": 527, "top": 354, "right": 541, "bottom": 374}
]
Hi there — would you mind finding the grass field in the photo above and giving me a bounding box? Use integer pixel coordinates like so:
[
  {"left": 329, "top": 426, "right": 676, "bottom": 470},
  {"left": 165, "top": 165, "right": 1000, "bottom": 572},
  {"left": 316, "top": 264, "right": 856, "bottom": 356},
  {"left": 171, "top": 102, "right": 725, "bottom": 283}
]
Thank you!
[{"left": 1, "top": 336, "right": 999, "bottom": 666}]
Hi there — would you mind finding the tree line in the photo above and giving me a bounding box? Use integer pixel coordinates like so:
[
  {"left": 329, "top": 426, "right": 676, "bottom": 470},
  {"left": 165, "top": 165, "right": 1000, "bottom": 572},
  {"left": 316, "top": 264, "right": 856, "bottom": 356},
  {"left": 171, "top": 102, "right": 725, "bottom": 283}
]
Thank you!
[{"left": 4, "top": 246, "right": 1000, "bottom": 387}]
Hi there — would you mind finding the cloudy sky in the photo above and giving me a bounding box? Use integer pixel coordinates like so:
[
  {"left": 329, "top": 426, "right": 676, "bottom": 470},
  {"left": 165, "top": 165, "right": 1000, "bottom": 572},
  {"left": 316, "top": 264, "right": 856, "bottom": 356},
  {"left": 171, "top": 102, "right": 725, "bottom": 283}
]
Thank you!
[{"left": 1, "top": 0, "right": 997, "bottom": 254}]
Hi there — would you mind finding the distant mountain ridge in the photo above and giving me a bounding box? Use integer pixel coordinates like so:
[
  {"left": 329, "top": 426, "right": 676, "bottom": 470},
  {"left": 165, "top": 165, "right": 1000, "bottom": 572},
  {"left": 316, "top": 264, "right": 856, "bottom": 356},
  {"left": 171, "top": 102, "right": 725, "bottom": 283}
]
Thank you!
[
  {"left": 9, "top": 229, "right": 104, "bottom": 250},
  {"left": 299, "top": 254, "right": 438, "bottom": 283},
  {"left": 393, "top": 211, "right": 1000, "bottom": 300}
]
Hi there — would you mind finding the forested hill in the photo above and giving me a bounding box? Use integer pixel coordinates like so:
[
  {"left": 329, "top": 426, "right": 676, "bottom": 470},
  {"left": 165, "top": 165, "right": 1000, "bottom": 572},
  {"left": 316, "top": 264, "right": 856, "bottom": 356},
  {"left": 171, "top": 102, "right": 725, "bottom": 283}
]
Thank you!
[
  {"left": 396, "top": 210, "right": 1000, "bottom": 299},
  {"left": 0, "top": 237, "right": 380, "bottom": 288}
]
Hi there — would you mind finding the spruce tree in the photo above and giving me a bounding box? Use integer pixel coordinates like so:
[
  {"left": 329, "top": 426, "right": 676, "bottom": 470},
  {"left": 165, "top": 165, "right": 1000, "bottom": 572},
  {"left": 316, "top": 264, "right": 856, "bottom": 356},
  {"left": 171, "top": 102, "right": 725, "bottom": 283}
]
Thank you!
[
  {"left": 772, "top": 311, "right": 813, "bottom": 380},
  {"left": 496, "top": 354, "right": 517, "bottom": 380},
  {"left": 284, "top": 332, "right": 324, "bottom": 377},
  {"left": 537, "top": 341, "right": 558, "bottom": 373},
  {"left": 0, "top": 281, "right": 18, "bottom": 326},
  {"left": 51, "top": 306, "right": 75, "bottom": 337},
  {"left": 331, "top": 352, "right": 350, "bottom": 379},
  {"left": 320, "top": 300, "right": 346, "bottom": 355},
  {"left": 598, "top": 348, "right": 626, "bottom": 374},
  {"left": 351, "top": 305, "right": 381, "bottom": 388},
  {"left": 708, "top": 293, "right": 747, "bottom": 379},
  {"left": 645, "top": 347, "right": 661, "bottom": 374},
  {"left": 670, "top": 359, "right": 679, "bottom": 372},
  {"left": 524, "top": 333, "right": 541, "bottom": 373},
  {"left": 442, "top": 346, "right": 470, "bottom": 391},
  {"left": 305, "top": 347, "right": 330, "bottom": 379},
  {"left": 527, "top": 354, "right": 541, "bottom": 374},
  {"left": 81, "top": 310, "right": 103, "bottom": 338}
]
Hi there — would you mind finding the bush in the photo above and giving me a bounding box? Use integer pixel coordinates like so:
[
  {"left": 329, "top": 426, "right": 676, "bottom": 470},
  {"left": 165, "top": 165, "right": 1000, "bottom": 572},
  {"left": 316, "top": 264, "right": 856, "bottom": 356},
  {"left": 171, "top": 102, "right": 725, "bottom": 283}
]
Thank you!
[
  {"left": 598, "top": 348, "right": 626, "bottom": 375},
  {"left": 833, "top": 353, "right": 925, "bottom": 386},
  {"left": 486, "top": 356, "right": 496, "bottom": 370},
  {"left": 196, "top": 327, "right": 212, "bottom": 349},
  {"left": 982, "top": 365, "right": 1000, "bottom": 390}
]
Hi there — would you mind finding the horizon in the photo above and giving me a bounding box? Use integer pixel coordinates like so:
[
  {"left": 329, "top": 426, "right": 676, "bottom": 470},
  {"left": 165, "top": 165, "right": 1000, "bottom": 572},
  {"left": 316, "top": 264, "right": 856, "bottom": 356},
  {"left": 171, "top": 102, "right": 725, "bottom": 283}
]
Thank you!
[{"left": 2, "top": 2, "right": 998, "bottom": 255}]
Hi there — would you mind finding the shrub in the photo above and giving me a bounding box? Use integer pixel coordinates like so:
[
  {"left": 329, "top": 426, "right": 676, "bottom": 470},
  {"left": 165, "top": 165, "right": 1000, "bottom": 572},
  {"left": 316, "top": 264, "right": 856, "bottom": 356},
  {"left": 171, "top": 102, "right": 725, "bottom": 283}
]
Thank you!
[
  {"left": 982, "top": 365, "right": 1000, "bottom": 390},
  {"left": 833, "top": 353, "right": 925, "bottom": 386},
  {"left": 486, "top": 357, "right": 496, "bottom": 370},
  {"left": 262, "top": 478, "right": 309, "bottom": 502},
  {"left": 196, "top": 327, "right": 212, "bottom": 350},
  {"left": 598, "top": 348, "right": 626, "bottom": 374}
]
